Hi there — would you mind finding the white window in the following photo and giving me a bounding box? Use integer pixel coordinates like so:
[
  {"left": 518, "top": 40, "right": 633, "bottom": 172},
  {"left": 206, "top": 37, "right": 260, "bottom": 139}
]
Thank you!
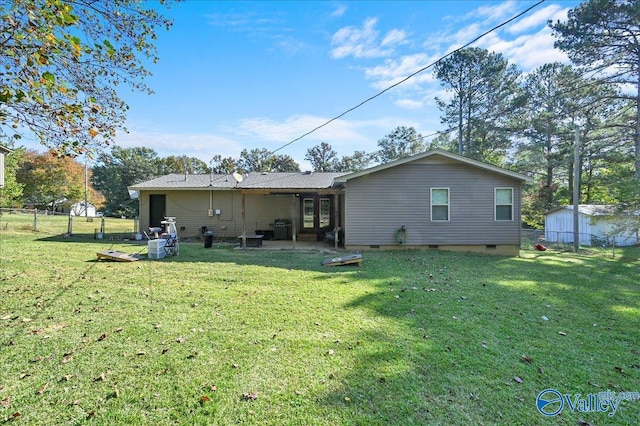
[
  {"left": 495, "top": 188, "right": 513, "bottom": 221},
  {"left": 431, "top": 188, "right": 449, "bottom": 221}
]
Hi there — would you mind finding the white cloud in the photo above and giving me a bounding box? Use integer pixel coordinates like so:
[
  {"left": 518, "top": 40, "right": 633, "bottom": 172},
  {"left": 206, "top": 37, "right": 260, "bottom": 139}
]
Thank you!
[
  {"left": 330, "top": 3, "right": 347, "bottom": 18},
  {"left": 507, "top": 4, "right": 565, "bottom": 34},
  {"left": 233, "top": 115, "right": 370, "bottom": 146},
  {"left": 381, "top": 29, "right": 408, "bottom": 47},
  {"left": 461, "top": 0, "right": 518, "bottom": 24},
  {"left": 364, "top": 53, "right": 438, "bottom": 90},
  {"left": 331, "top": 18, "right": 407, "bottom": 59},
  {"left": 395, "top": 98, "right": 423, "bottom": 110},
  {"left": 273, "top": 35, "right": 306, "bottom": 55},
  {"left": 477, "top": 26, "right": 569, "bottom": 72},
  {"left": 115, "top": 128, "right": 243, "bottom": 163}
]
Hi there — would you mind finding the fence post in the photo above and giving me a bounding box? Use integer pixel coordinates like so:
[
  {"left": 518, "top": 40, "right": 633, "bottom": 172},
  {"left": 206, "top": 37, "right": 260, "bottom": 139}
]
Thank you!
[{"left": 34, "top": 208, "right": 38, "bottom": 231}]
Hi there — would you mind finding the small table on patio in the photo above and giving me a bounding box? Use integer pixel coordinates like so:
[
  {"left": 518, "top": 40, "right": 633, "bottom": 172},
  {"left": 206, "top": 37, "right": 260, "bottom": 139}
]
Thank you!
[{"left": 238, "top": 235, "right": 264, "bottom": 248}]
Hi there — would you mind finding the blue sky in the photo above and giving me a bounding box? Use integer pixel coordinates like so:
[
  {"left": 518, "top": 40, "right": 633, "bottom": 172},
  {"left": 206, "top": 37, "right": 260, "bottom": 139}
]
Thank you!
[{"left": 108, "top": 1, "right": 577, "bottom": 169}]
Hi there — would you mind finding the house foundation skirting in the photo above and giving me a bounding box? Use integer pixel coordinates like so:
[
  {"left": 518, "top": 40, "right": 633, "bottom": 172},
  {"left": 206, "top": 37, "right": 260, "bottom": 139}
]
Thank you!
[{"left": 345, "top": 244, "right": 520, "bottom": 256}]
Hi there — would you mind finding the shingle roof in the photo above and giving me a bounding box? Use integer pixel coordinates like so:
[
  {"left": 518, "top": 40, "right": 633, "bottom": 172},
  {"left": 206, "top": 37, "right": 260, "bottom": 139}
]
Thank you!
[
  {"left": 129, "top": 171, "right": 347, "bottom": 191},
  {"left": 544, "top": 204, "right": 635, "bottom": 216}
]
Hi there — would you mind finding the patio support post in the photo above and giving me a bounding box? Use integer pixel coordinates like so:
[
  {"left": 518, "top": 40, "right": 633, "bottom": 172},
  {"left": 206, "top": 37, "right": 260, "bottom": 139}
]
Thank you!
[
  {"left": 241, "top": 192, "right": 246, "bottom": 248},
  {"left": 290, "top": 195, "right": 296, "bottom": 249},
  {"left": 334, "top": 194, "right": 339, "bottom": 250}
]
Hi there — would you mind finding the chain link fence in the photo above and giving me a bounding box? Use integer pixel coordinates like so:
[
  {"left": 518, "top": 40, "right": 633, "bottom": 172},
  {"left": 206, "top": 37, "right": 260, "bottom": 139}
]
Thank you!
[
  {"left": 0, "top": 208, "right": 137, "bottom": 240},
  {"left": 521, "top": 228, "right": 639, "bottom": 250}
]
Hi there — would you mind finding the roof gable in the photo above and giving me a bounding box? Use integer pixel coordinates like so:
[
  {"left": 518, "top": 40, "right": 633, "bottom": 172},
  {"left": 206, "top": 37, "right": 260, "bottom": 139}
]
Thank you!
[{"left": 333, "top": 149, "right": 532, "bottom": 183}]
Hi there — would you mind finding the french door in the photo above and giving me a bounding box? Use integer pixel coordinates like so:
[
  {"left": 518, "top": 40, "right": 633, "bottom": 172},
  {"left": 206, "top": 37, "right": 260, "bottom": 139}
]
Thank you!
[{"left": 301, "top": 195, "right": 332, "bottom": 238}]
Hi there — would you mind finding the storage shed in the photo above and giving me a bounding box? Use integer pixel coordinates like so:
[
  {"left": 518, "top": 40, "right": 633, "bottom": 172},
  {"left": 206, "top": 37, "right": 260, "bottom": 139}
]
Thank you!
[
  {"left": 0, "top": 145, "right": 11, "bottom": 188},
  {"left": 544, "top": 205, "right": 639, "bottom": 247}
]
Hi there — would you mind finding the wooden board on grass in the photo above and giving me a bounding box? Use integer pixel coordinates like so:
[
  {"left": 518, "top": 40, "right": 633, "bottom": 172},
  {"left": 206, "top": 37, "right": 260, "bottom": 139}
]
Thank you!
[
  {"left": 96, "top": 250, "right": 144, "bottom": 262},
  {"left": 322, "top": 253, "right": 362, "bottom": 267}
]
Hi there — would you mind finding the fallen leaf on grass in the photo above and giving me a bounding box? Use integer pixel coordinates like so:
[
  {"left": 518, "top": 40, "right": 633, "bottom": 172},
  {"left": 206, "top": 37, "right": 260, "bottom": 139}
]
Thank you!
[
  {"left": 36, "top": 382, "right": 49, "bottom": 394},
  {"left": 63, "top": 374, "right": 73, "bottom": 382},
  {"left": 19, "top": 373, "right": 30, "bottom": 380},
  {"left": 93, "top": 373, "right": 106, "bottom": 382},
  {"left": 241, "top": 392, "right": 258, "bottom": 401},
  {"left": 7, "top": 412, "right": 21, "bottom": 421},
  {"left": 97, "top": 333, "right": 107, "bottom": 341},
  {"left": 115, "top": 327, "right": 123, "bottom": 332},
  {"left": 1, "top": 396, "right": 9, "bottom": 407},
  {"left": 176, "top": 337, "right": 185, "bottom": 343},
  {"left": 514, "top": 376, "right": 523, "bottom": 384},
  {"left": 200, "top": 396, "right": 210, "bottom": 402},
  {"left": 614, "top": 366, "right": 624, "bottom": 374},
  {"left": 558, "top": 331, "right": 566, "bottom": 336},
  {"left": 61, "top": 353, "right": 73, "bottom": 364},
  {"left": 521, "top": 355, "right": 533, "bottom": 364}
]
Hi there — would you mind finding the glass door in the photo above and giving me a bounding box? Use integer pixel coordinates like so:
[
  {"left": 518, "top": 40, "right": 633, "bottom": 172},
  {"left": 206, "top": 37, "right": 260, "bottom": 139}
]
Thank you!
[{"left": 300, "top": 195, "right": 333, "bottom": 236}]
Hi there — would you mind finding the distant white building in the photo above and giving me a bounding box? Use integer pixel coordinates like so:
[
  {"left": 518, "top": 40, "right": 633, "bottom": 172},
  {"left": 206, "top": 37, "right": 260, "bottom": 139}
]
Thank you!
[
  {"left": 70, "top": 201, "right": 97, "bottom": 217},
  {"left": 0, "top": 145, "right": 11, "bottom": 188},
  {"left": 544, "top": 205, "right": 639, "bottom": 247}
]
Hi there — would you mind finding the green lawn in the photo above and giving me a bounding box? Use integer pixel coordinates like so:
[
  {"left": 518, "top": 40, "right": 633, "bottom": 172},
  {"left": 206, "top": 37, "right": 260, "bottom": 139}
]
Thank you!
[{"left": 0, "top": 222, "right": 639, "bottom": 425}]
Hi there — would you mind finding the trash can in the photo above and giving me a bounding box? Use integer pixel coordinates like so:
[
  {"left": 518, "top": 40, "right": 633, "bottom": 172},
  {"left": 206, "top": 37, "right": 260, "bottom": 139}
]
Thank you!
[{"left": 204, "top": 231, "right": 214, "bottom": 248}]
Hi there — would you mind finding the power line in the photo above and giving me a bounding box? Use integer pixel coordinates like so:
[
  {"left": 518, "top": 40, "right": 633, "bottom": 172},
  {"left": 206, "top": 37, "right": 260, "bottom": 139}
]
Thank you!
[{"left": 270, "top": 0, "right": 547, "bottom": 154}]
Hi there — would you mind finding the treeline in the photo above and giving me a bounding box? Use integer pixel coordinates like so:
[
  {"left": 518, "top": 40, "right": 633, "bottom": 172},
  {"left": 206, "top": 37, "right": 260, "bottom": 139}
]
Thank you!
[{"left": 1, "top": 0, "right": 639, "bottom": 227}]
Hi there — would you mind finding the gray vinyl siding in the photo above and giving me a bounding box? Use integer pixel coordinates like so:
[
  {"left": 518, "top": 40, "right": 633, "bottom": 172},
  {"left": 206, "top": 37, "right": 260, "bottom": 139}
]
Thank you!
[{"left": 344, "top": 162, "right": 522, "bottom": 246}]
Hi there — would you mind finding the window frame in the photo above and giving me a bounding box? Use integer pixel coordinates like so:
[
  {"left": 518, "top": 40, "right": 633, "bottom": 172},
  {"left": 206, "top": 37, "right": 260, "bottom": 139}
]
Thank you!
[
  {"left": 494, "top": 187, "right": 514, "bottom": 221},
  {"left": 430, "top": 187, "right": 450, "bottom": 222}
]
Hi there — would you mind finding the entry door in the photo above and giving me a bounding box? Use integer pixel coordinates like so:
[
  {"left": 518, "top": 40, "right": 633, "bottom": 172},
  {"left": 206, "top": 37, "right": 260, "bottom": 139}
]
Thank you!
[
  {"left": 149, "top": 194, "right": 166, "bottom": 228},
  {"left": 301, "top": 195, "right": 332, "bottom": 235}
]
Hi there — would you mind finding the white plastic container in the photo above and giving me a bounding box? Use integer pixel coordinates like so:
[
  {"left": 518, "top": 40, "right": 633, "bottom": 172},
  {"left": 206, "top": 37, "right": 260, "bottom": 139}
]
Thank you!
[{"left": 148, "top": 238, "right": 167, "bottom": 259}]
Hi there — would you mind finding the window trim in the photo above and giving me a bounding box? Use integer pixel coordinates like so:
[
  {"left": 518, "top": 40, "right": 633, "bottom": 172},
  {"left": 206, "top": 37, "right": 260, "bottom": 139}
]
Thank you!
[
  {"left": 430, "top": 187, "right": 450, "bottom": 222},
  {"left": 494, "top": 187, "right": 514, "bottom": 221}
]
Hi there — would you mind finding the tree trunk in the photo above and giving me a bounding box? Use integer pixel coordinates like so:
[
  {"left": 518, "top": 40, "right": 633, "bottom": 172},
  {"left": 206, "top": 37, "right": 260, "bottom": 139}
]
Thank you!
[
  {"left": 458, "top": 92, "right": 463, "bottom": 156},
  {"left": 636, "top": 58, "right": 640, "bottom": 178}
]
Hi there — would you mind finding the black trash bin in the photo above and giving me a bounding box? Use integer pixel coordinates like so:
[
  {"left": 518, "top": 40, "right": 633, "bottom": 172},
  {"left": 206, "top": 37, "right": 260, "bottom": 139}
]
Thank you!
[{"left": 204, "top": 231, "right": 214, "bottom": 248}]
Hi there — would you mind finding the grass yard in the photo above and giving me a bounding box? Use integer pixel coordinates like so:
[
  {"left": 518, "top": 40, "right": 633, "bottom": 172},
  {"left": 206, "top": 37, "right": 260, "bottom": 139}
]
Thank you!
[{"left": 0, "top": 221, "right": 639, "bottom": 425}]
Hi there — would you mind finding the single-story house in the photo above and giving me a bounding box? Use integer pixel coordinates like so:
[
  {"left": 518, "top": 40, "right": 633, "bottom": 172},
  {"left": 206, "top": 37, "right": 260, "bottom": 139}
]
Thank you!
[
  {"left": 129, "top": 149, "right": 532, "bottom": 255},
  {"left": 70, "top": 201, "right": 97, "bottom": 217},
  {"left": 544, "top": 204, "right": 639, "bottom": 247},
  {"left": 0, "top": 145, "right": 11, "bottom": 188}
]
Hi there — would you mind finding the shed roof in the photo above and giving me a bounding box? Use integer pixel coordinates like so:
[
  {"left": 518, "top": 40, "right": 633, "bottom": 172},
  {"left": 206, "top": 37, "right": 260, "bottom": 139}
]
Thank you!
[
  {"left": 544, "top": 205, "right": 634, "bottom": 216},
  {"left": 129, "top": 171, "right": 347, "bottom": 191},
  {"left": 333, "top": 149, "right": 532, "bottom": 183}
]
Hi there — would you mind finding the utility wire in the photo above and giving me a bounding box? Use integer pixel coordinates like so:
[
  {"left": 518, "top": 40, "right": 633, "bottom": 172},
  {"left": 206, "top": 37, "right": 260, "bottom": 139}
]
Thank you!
[{"left": 270, "top": 0, "right": 547, "bottom": 154}]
